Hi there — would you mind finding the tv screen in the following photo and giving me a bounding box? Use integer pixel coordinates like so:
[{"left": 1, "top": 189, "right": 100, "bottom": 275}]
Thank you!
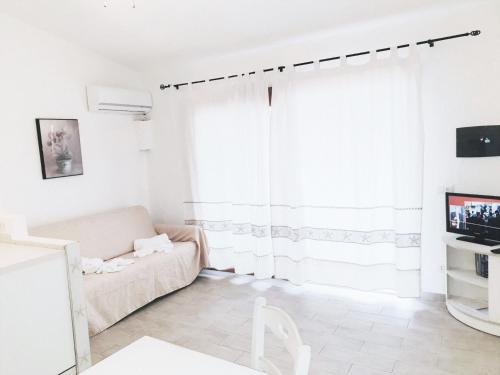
[{"left": 446, "top": 192, "right": 500, "bottom": 243}]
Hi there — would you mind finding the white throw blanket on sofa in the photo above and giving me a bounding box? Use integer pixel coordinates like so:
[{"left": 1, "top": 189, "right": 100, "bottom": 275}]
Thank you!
[
  {"left": 82, "top": 257, "right": 135, "bottom": 274},
  {"left": 133, "top": 233, "right": 174, "bottom": 258},
  {"left": 81, "top": 234, "right": 173, "bottom": 274}
]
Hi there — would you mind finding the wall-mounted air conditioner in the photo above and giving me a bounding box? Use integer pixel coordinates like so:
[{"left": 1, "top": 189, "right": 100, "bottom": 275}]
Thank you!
[{"left": 86, "top": 85, "right": 153, "bottom": 114}]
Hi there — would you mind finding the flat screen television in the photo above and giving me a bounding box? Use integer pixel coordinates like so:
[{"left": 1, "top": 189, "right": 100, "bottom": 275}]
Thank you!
[{"left": 446, "top": 192, "right": 500, "bottom": 246}]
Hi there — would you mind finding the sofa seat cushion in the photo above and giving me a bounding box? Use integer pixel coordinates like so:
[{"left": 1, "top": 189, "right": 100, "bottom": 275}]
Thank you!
[
  {"left": 84, "top": 241, "right": 201, "bottom": 336},
  {"left": 31, "top": 206, "right": 157, "bottom": 260}
]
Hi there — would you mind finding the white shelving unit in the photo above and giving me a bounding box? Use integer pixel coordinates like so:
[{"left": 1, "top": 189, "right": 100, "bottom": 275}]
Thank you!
[{"left": 444, "top": 234, "right": 500, "bottom": 335}]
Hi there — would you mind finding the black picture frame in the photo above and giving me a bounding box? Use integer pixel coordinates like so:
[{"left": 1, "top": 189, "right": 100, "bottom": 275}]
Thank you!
[{"left": 36, "top": 118, "right": 84, "bottom": 179}]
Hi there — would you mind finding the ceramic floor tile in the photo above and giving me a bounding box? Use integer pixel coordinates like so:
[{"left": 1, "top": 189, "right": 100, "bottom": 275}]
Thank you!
[
  {"left": 334, "top": 326, "right": 403, "bottom": 349},
  {"left": 360, "top": 341, "right": 438, "bottom": 368},
  {"left": 346, "top": 311, "right": 410, "bottom": 328},
  {"left": 89, "top": 270, "right": 500, "bottom": 375},
  {"left": 347, "top": 364, "right": 391, "bottom": 375},
  {"left": 393, "top": 361, "right": 456, "bottom": 375},
  {"left": 319, "top": 346, "right": 396, "bottom": 373},
  {"left": 308, "top": 356, "right": 351, "bottom": 375}
]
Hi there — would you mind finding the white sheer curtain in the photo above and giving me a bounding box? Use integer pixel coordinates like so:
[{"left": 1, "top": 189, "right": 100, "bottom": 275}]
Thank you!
[
  {"left": 177, "top": 48, "right": 423, "bottom": 296},
  {"left": 270, "top": 49, "right": 422, "bottom": 297},
  {"left": 181, "top": 76, "right": 275, "bottom": 278}
]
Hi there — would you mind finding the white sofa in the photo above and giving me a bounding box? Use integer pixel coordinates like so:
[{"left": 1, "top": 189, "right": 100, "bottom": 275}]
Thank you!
[{"left": 30, "top": 206, "right": 209, "bottom": 336}]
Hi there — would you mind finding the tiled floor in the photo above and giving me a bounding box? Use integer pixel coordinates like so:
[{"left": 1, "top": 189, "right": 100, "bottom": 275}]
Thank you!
[{"left": 90, "top": 270, "right": 500, "bottom": 375}]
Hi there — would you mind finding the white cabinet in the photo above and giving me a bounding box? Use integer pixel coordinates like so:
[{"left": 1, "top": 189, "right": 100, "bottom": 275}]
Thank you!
[
  {"left": 444, "top": 235, "right": 500, "bottom": 335},
  {"left": 0, "top": 236, "right": 90, "bottom": 374}
]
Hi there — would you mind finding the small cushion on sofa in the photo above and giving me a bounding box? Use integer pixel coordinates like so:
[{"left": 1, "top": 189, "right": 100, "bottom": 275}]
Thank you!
[{"left": 133, "top": 233, "right": 173, "bottom": 258}]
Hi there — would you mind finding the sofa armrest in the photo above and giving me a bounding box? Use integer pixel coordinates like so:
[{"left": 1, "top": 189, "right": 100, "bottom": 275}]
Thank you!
[
  {"left": 155, "top": 224, "right": 198, "bottom": 242},
  {"left": 155, "top": 224, "right": 210, "bottom": 267}
]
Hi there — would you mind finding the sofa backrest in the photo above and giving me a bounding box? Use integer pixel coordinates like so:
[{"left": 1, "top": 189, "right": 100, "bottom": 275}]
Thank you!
[{"left": 30, "top": 206, "right": 157, "bottom": 260}]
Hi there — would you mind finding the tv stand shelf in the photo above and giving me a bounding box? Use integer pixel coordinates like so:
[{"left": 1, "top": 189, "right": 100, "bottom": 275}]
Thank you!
[
  {"left": 447, "top": 269, "right": 488, "bottom": 288},
  {"left": 443, "top": 234, "right": 500, "bottom": 336},
  {"left": 443, "top": 235, "right": 500, "bottom": 255}
]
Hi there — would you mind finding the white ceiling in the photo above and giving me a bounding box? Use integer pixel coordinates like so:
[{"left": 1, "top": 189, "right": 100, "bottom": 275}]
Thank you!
[{"left": 1, "top": 0, "right": 472, "bottom": 70}]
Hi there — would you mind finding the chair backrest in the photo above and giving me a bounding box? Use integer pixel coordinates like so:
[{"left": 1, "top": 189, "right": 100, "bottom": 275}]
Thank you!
[{"left": 251, "top": 297, "right": 311, "bottom": 375}]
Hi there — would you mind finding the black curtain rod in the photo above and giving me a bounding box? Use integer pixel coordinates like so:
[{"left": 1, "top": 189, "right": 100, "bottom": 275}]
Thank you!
[{"left": 160, "top": 30, "right": 481, "bottom": 91}]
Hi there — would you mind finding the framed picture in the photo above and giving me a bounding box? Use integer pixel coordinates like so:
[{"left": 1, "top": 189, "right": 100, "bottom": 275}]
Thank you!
[{"left": 36, "top": 118, "right": 84, "bottom": 179}]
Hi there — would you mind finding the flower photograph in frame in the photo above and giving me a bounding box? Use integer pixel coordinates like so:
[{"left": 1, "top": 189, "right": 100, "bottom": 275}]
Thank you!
[{"left": 36, "top": 118, "right": 84, "bottom": 179}]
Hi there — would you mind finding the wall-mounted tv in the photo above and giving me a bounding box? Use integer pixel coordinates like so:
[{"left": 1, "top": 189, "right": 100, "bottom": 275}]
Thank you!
[{"left": 446, "top": 192, "right": 500, "bottom": 246}]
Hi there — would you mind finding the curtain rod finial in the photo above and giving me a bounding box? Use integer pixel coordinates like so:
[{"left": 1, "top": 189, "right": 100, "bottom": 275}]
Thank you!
[
  {"left": 471, "top": 30, "right": 481, "bottom": 36},
  {"left": 160, "top": 84, "right": 170, "bottom": 90}
]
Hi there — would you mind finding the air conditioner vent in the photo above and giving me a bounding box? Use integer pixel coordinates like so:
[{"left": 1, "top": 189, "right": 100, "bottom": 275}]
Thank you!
[{"left": 87, "top": 86, "right": 153, "bottom": 115}]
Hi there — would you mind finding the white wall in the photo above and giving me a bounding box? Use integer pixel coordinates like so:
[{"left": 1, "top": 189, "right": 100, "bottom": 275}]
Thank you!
[
  {"left": 0, "top": 13, "right": 149, "bottom": 226},
  {"left": 144, "top": 0, "right": 500, "bottom": 294}
]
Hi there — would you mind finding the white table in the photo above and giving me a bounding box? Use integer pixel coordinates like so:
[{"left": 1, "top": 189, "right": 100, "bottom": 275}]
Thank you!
[{"left": 83, "top": 336, "right": 264, "bottom": 374}]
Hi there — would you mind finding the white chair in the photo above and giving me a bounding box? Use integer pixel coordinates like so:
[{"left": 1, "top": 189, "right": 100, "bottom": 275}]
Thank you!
[{"left": 251, "top": 297, "right": 311, "bottom": 375}]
